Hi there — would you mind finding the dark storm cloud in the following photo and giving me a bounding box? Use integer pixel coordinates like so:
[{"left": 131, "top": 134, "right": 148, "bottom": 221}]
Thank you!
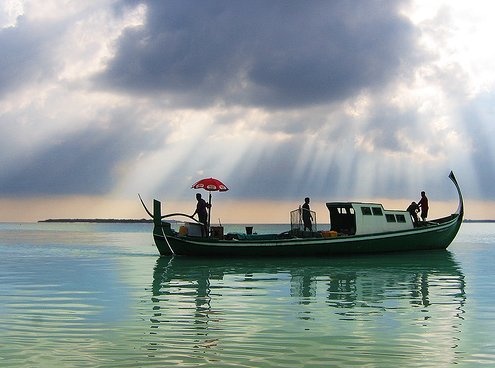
[
  {"left": 0, "top": 116, "right": 160, "bottom": 196},
  {"left": 100, "top": 0, "right": 419, "bottom": 108}
]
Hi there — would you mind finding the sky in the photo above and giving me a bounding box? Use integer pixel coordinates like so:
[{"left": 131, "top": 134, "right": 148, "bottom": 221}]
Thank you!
[{"left": 1, "top": 0, "right": 494, "bottom": 223}]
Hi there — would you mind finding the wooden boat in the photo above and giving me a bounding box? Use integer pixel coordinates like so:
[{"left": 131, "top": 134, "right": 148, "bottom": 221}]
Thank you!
[{"left": 141, "top": 171, "right": 463, "bottom": 257}]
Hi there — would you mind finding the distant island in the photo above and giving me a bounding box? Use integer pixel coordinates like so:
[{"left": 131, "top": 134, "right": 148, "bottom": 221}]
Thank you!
[
  {"left": 39, "top": 218, "right": 153, "bottom": 223},
  {"left": 463, "top": 219, "right": 495, "bottom": 223}
]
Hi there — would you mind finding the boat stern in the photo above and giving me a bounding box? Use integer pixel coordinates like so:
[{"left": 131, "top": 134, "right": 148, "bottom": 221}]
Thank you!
[{"left": 152, "top": 199, "right": 174, "bottom": 256}]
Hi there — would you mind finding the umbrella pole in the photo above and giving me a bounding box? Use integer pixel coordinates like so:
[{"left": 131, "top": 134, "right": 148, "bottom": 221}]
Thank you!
[{"left": 207, "top": 192, "right": 212, "bottom": 236}]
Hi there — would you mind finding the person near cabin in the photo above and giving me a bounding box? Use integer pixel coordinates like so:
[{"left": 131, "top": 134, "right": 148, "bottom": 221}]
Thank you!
[
  {"left": 302, "top": 197, "right": 313, "bottom": 232},
  {"left": 407, "top": 201, "right": 420, "bottom": 225},
  {"left": 418, "top": 191, "right": 429, "bottom": 222},
  {"left": 192, "top": 193, "right": 210, "bottom": 237}
]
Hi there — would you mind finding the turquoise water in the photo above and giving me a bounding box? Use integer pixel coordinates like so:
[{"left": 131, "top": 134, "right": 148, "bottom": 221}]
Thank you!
[{"left": 0, "top": 222, "right": 494, "bottom": 367}]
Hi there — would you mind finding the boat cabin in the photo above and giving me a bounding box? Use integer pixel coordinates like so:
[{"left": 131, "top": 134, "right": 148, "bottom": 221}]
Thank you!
[{"left": 326, "top": 202, "right": 414, "bottom": 236}]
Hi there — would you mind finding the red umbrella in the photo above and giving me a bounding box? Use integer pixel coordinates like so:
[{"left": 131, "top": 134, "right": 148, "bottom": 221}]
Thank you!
[
  {"left": 191, "top": 177, "right": 229, "bottom": 192},
  {"left": 191, "top": 177, "right": 229, "bottom": 230}
]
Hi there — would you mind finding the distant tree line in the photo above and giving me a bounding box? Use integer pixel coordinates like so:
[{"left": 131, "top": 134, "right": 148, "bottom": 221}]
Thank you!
[
  {"left": 462, "top": 219, "right": 495, "bottom": 223},
  {"left": 39, "top": 218, "right": 153, "bottom": 223}
]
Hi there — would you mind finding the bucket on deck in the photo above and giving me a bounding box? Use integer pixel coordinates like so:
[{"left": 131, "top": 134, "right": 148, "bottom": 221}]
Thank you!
[{"left": 246, "top": 226, "right": 253, "bottom": 235}]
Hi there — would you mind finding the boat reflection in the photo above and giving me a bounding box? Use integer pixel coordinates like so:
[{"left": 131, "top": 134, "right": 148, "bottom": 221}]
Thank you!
[
  {"left": 148, "top": 251, "right": 466, "bottom": 357},
  {"left": 151, "top": 251, "right": 465, "bottom": 312}
]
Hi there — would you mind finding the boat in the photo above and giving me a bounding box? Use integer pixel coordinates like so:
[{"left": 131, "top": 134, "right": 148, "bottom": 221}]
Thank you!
[{"left": 140, "top": 171, "right": 464, "bottom": 257}]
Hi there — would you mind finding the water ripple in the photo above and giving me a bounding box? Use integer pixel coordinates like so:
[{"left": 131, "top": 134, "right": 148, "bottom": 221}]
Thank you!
[{"left": 1, "top": 224, "right": 494, "bottom": 367}]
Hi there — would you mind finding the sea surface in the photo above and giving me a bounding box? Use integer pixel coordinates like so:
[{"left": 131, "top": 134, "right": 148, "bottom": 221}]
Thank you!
[{"left": 0, "top": 222, "right": 494, "bottom": 367}]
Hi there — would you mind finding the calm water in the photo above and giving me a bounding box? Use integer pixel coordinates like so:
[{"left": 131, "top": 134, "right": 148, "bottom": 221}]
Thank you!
[{"left": 0, "top": 222, "right": 494, "bottom": 367}]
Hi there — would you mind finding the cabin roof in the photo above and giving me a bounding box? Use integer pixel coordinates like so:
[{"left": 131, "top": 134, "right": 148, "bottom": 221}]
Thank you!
[{"left": 326, "top": 201, "right": 384, "bottom": 207}]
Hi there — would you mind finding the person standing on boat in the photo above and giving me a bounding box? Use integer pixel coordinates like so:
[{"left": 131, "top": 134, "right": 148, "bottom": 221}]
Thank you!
[
  {"left": 418, "top": 191, "right": 429, "bottom": 222},
  {"left": 192, "top": 193, "right": 210, "bottom": 237},
  {"left": 302, "top": 197, "right": 313, "bottom": 232}
]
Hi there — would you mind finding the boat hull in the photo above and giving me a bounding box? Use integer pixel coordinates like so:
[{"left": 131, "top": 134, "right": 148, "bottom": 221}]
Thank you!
[{"left": 153, "top": 213, "right": 462, "bottom": 257}]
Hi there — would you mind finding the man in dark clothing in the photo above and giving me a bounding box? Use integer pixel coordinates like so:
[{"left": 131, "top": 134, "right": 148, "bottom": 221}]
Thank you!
[
  {"left": 407, "top": 201, "right": 420, "bottom": 225},
  {"left": 418, "top": 191, "right": 429, "bottom": 221},
  {"left": 302, "top": 197, "right": 313, "bottom": 232},
  {"left": 192, "top": 193, "right": 210, "bottom": 237}
]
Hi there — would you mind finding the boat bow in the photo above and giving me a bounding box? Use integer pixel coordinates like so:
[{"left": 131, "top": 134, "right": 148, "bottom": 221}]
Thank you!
[{"left": 448, "top": 171, "right": 464, "bottom": 218}]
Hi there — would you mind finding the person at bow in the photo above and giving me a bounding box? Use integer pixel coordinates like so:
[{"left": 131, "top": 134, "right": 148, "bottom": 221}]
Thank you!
[{"left": 418, "top": 191, "right": 429, "bottom": 222}]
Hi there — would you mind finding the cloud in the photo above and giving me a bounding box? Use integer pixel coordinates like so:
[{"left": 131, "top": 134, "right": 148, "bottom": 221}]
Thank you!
[
  {"left": 460, "top": 93, "right": 495, "bottom": 199},
  {"left": 0, "top": 110, "right": 160, "bottom": 196},
  {"left": 99, "top": 0, "right": 420, "bottom": 108},
  {"left": 0, "top": 0, "right": 494, "bottom": 218},
  {"left": 0, "top": 15, "right": 61, "bottom": 97}
]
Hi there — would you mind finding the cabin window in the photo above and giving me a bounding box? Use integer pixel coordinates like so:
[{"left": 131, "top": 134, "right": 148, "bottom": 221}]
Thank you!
[
  {"left": 337, "top": 207, "right": 355, "bottom": 215},
  {"left": 396, "top": 214, "right": 406, "bottom": 223},
  {"left": 372, "top": 207, "right": 383, "bottom": 216},
  {"left": 361, "top": 207, "right": 372, "bottom": 215},
  {"left": 386, "top": 214, "right": 396, "bottom": 222}
]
